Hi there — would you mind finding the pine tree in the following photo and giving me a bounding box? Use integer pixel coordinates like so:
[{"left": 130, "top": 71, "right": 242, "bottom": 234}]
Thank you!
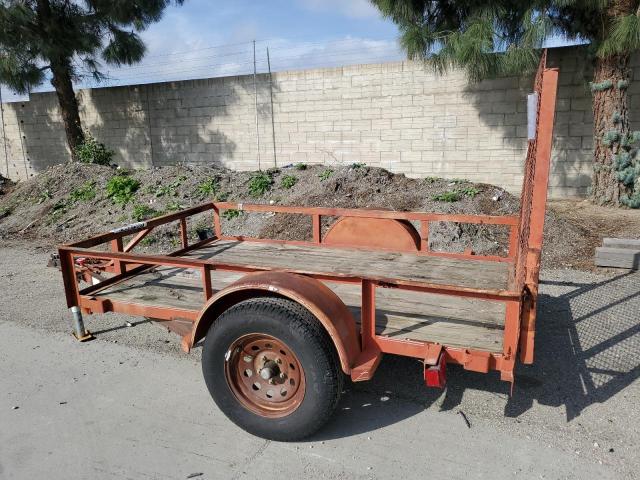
[
  {"left": 371, "top": 0, "right": 640, "bottom": 207},
  {"left": 0, "top": 0, "right": 183, "bottom": 157}
]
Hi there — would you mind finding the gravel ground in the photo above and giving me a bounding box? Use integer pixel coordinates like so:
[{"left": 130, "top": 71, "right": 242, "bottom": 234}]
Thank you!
[{"left": 1, "top": 243, "right": 638, "bottom": 478}]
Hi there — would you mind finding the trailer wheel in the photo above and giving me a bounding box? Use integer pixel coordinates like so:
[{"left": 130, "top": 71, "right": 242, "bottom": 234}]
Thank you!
[{"left": 202, "top": 297, "right": 343, "bottom": 441}]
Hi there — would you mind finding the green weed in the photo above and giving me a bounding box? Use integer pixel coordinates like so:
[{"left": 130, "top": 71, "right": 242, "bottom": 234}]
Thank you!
[
  {"left": 165, "top": 201, "right": 183, "bottom": 212},
  {"left": 106, "top": 175, "right": 140, "bottom": 205},
  {"left": 35, "top": 190, "right": 53, "bottom": 204},
  {"left": 432, "top": 190, "right": 461, "bottom": 202},
  {"left": 351, "top": 162, "right": 366, "bottom": 169},
  {"left": 139, "top": 236, "right": 157, "bottom": 247},
  {"left": 74, "top": 132, "right": 114, "bottom": 166},
  {"left": 449, "top": 178, "right": 469, "bottom": 184},
  {"left": 248, "top": 173, "right": 272, "bottom": 197},
  {"left": 319, "top": 169, "right": 333, "bottom": 181},
  {"left": 459, "top": 186, "right": 480, "bottom": 198},
  {"left": 132, "top": 204, "right": 160, "bottom": 221},
  {"left": 153, "top": 178, "right": 183, "bottom": 197},
  {"left": 69, "top": 181, "right": 96, "bottom": 203},
  {"left": 280, "top": 175, "right": 297, "bottom": 189},
  {"left": 222, "top": 209, "right": 242, "bottom": 220},
  {"left": 197, "top": 178, "right": 219, "bottom": 198},
  {"left": 215, "top": 191, "right": 229, "bottom": 202},
  {"left": 294, "top": 163, "right": 307, "bottom": 170}
]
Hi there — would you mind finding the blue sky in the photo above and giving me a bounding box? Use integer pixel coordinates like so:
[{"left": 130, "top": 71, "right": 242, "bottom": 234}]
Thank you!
[
  {"left": 2, "top": 0, "right": 577, "bottom": 101},
  {"left": 1, "top": 0, "right": 402, "bottom": 100},
  {"left": 99, "top": 0, "right": 404, "bottom": 86}
]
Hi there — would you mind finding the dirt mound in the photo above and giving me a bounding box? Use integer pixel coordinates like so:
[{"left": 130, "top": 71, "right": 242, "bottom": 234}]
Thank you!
[{"left": 0, "top": 162, "right": 588, "bottom": 268}]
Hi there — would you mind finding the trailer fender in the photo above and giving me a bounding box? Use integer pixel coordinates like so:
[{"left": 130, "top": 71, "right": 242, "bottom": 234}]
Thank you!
[{"left": 189, "top": 271, "right": 360, "bottom": 374}]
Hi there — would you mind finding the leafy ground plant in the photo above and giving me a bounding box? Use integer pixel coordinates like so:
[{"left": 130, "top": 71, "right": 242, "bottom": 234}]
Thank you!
[
  {"left": 132, "top": 204, "right": 160, "bottom": 221},
  {"left": 459, "top": 186, "right": 480, "bottom": 198},
  {"left": 106, "top": 174, "right": 140, "bottom": 205},
  {"left": 294, "top": 163, "right": 307, "bottom": 170},
  {"left": 74, "top": 132, "right": 114, "bottom": 166},
  {"left": 319, "top": 169, "right": 333, "bottom": 181},
  {"left": 154, "top": 177, "right": 185, "bottom": 197},
  {"left": 165, "top": 201, "right": 183, "bottom": 212},
  {"left": 69, "top": 181, "right": 96, "bottom": 202},
  {"left": 222, "top": 209, "right": 242, "bottom": 220},
  {"left": 280, "top": 174, "right": 297, "bottom": 189},
  {"left": 35, "top": 189, "right": 53, "bottom": 204},
  {"left": 432, "top": 190, "right": 461, "bottom": 202},
  {"left": 248, "top": 172, "right": 272, "bottom": 197},
  {"left": 197, "top": 178, "right": 218, "bottom": 198}
]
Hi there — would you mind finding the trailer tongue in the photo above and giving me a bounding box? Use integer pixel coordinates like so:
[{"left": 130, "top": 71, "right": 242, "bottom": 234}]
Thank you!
[{"left": 57, "top": 52, "right": 558, "bottom": 440}]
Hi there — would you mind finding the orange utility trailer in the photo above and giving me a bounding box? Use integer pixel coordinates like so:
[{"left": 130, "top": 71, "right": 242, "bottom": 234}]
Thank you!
[{"left": 57, "top": 53, "right": 558, "bottom": 440}]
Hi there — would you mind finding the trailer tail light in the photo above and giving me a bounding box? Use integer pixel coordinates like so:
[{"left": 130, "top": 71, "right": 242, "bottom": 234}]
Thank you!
[{"left": 424, "top": 352, "right": 446, "bottom": 388}]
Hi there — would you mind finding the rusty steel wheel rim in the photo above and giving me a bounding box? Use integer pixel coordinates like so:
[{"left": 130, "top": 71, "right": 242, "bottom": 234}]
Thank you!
[{"left": 224, "top": 334, "right": 306, "bottom": 418}]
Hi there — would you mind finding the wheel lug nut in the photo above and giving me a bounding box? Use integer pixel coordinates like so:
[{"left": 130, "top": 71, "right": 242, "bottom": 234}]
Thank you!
[
  {"left": 268, "top": 378, "right": 275, "bottom": 385},
  {"left": 279, "top": 372, "right": 286, "bottom": 379},
  {"left": 243, "top": 355, "right": 253, "bottom": 363},
  {"left": 276, "top": 358, "right": 282, "bottom": 364}
]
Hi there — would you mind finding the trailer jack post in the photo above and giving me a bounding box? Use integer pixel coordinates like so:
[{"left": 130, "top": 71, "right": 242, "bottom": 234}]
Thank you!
[{"left": 70, "top": 306, "right": 93, "bottom": 342}]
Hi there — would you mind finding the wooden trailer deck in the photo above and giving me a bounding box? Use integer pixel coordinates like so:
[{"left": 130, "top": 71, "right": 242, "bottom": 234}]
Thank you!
[{"left": 93, "top": 240, "right": 510, "bottom": 353}]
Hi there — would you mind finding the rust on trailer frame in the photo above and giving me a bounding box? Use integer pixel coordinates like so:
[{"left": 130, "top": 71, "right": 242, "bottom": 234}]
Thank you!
[{"left": 189, "top": 271, "right": 360, "bottom": 374}]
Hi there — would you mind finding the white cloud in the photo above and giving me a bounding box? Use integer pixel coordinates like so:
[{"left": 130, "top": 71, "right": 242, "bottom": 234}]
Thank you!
[{"left": 295, "top": 0, "right": 381, "bottom": 19}]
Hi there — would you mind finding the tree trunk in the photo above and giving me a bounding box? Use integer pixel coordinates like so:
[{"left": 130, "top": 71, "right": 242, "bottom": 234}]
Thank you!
[
  {"left": 591, "top": 0, "right": 635, "bottom": 206},
  {"left": 50, "top": 62, "right": 84, "bottom": 157},
  {"left": 35, "top": 0, "right": 84, "bottom": 157}
]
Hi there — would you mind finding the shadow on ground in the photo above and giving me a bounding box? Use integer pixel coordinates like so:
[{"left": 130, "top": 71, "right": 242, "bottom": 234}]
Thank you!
[{"left": 314, "top": 271, "right": 639, "bottom": 440}]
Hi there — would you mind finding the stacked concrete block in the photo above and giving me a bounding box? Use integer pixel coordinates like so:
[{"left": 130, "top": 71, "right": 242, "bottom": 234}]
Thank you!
[{"left": 1, "top": 46, "right": 635, "bottom": 198}]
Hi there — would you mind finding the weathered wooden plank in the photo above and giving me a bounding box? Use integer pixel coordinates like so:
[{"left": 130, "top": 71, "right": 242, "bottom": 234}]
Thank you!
[
  {"left": 602, "top": 238, "right": 640, "bottom": 250},
  {"left": 595, "top": 247, "right": 640, "bottom": 269},
  {"left": 183, "top": 240, "right": 511, "bottom": 291},
  {"left": 96, "top": 266, "right": 505, "bottom": 352}
]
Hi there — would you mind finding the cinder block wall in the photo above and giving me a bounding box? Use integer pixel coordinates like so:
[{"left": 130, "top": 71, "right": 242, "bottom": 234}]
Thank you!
[{"left": 2, "top": 46, "right": 638, "bottom": 197}]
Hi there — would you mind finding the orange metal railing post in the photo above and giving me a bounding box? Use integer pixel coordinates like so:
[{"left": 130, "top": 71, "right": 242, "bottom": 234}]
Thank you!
[
  {"left": 361, "top": 280, "right": 376, "bottom": 350},
  {"left": 519, "top": 66, "right": 559, "bottom": 364},
  {"left": 110, "top": 238, "right": 124, "bottom": 274},
  {"left": 180, "top": 218, "right": 189, "bottom": 249},
  {"left": 420, "top": 220, "right": 430, "bottom": 252},
  {"left": 312, "top": 214, "right": 321, "bottom": 243},
  {"left": 202, "top": 265, "right": 212, "bottom": 301}
]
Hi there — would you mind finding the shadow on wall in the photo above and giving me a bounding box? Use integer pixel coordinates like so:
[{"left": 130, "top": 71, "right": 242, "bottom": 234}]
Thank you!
[
  {"left": 311, "top": 271, "right": 639, "bottom": 440},
  {"left": 12, "top": 93, "right": 70, "bottom": 176},
  {"left": 461, "top": 46, "right": 602, "bottom": 197},
  {"left": 6, "top": 69, "right": 283, "bottom": 175},
  {"left": 76, "top": 72, "right": 276, "bottom": 170}
]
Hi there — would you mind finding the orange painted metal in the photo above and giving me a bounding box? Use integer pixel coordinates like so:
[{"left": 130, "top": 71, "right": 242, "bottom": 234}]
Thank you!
[
  {"left": 179, "top": 218, "right": 189, "bottom": 249},
  {"left": 324, "top": 217, "right": 420, "bottom": 251},
  {"left": 56, "top": 51, "right": 559, "bottom": 396},
  {"left": 225, "top": 333, "right": 306, "bottom": 418},
  {"left": 190, "top": 271, "right": 360, "bottom": 374},
  {"left": 514, "top": 54, "right": 559, "bottom": 365},
  {"left": 202, "top": 265, "right": 213, "bottom": 301},
  {"left": 123, "top": 227, "right": 154, "bottom": 253}
]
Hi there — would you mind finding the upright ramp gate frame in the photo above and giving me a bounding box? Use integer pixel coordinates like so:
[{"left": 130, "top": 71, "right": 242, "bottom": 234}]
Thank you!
[{"left": 57, "top": 52, "right": 558, "bottom": 390}]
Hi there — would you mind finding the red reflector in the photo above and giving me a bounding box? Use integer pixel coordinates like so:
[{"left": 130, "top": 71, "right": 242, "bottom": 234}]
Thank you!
[{"left": 424, "top": 353, "right": 446, "bottom": 388}]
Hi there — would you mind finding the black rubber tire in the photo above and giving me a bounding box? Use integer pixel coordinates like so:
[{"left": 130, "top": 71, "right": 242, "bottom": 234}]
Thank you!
[{"left": 201, "top": 296, "right": 343, "bottom": 441}]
